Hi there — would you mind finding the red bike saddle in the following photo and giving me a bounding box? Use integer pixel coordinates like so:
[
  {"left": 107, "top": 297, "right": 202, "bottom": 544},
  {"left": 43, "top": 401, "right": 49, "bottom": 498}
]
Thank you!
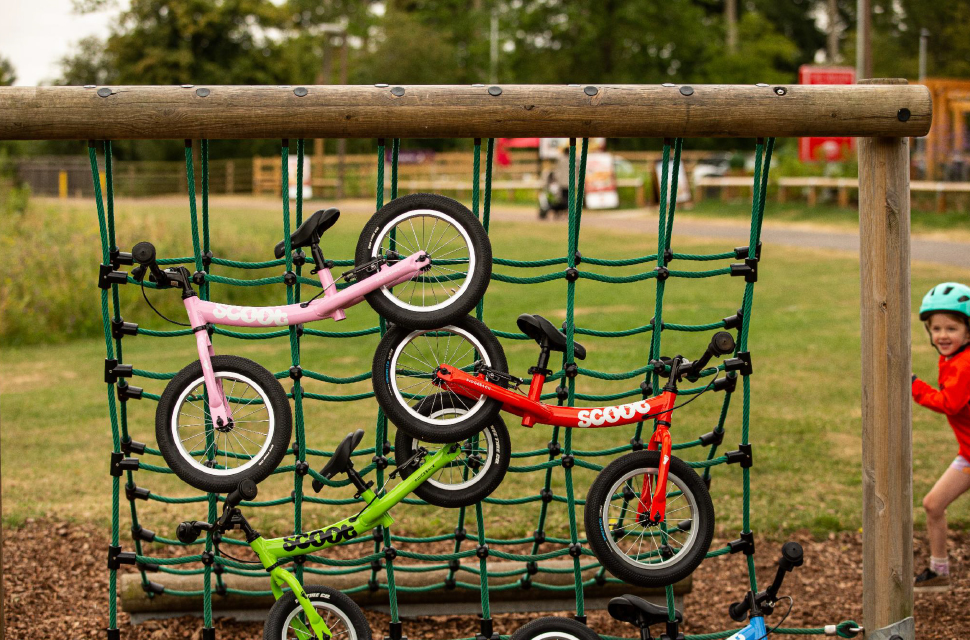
[{"left": 516, "top": 314, "right": 587, "bottom": 360}]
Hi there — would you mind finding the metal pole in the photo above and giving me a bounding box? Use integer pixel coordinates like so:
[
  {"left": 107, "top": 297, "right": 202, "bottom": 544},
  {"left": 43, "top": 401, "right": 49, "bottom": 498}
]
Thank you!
[
  {"left": 917, "top": 29, "right": 929, "bottom": 178},
  {"left": 489, "top": 9, "right": 499, "bottom": 84},
  {"left": 827, "top": 0, "right": 839, "bottom": 63},
  {"left": 918, "top": 29, "right": 929, "bottom": 81},
  {"left": 856, "top": 0, "right": 872, "bottom": 80}
]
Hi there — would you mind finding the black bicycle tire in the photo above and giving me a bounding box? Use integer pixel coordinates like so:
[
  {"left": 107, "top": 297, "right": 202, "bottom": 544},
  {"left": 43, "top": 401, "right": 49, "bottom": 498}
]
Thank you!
[
  {"left": 393, "top": 395, "right": 510, "bottom": 508},
  {"left": 263, "top": 584, "right": 371, "bottom": 640},
  {"left": 355, "top": 193, "right": 492, "bottom": 329},
  {"left": 584, "top": 450, "right": 714, "bottom": 588},
  {"left": 156, "top": 355, "right": 292, "bottom": 493}
]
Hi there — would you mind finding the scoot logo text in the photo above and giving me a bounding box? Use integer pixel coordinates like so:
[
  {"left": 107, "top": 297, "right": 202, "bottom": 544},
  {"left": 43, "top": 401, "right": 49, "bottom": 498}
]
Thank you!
[
  {"left": 210, "top": 304, "right": 289, "bottom": 326},
  {"left": 576, "top": 399, "right": 653, "bottom": 428},
  {"left": 282, "top": 524, "right": 358, "bottom": 551}
]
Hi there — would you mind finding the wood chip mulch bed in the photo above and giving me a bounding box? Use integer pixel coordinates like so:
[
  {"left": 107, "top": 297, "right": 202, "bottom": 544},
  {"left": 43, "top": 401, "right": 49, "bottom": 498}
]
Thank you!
[{"left": 4, "top": 519, "right": 968, "bottom": 639}]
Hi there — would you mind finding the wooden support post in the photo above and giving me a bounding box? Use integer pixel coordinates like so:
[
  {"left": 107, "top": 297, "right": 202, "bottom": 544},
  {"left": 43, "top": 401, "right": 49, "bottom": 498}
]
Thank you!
[
  {"left": 838, "top": 184, "right": 849, "bottom": 208},
  {"left": 858, "top": 78, "right": 913, "bottom": 639},
  {"left": 807, "top": 180, "right": 817, "bottom": 207},
  {"left": 777, "top": 184, "right": 786, "bottom": 203},
  {"left": 226, "top": 160, "right": 234, "bottom": 195}
]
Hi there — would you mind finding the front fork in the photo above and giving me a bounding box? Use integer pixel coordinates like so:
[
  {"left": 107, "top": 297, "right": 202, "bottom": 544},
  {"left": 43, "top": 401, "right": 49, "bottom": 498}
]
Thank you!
[
  {"left": 637, "top": 421, "right": 674, "bottom": 524},
  {"left": 194, "top": 326, "right": 231, "bottom": 426},
  {"left": 251, "top": 537, "right": 333, "bottom": 640}
]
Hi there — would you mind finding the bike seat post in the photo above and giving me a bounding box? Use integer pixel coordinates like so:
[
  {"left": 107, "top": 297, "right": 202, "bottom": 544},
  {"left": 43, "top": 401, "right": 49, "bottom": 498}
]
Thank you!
[
  {"left": 310, "top": 239, "right": 345, "bottom": 321},
  {"left": 523, "top": 343, "right": 553, "bottom": 427}
]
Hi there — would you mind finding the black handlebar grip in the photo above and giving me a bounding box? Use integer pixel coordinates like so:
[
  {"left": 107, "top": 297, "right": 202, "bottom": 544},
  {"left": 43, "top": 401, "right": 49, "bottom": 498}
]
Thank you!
[
  {"left": 711, "top": 331, "right": 736, "bottom": 356},
  {"left": 728, "top": 599, "right": 749, "bottom": 623},
  {"left": 225, "top": 479, "right": 258, "bottom": 510},
  {"left": 176, "top": 521, "right": 200, "bottom": 544},
  {"left": 132, "top": 242, "right": 157, "bottom": 265},
  {"left": 779, "top": 541, "right": 803, "bottom": 571}
]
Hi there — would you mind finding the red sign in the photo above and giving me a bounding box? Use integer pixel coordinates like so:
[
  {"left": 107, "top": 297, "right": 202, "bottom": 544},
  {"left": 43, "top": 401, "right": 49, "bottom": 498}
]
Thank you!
[{"left": 798, "top": 65, "right": 856, "bottom": 162}]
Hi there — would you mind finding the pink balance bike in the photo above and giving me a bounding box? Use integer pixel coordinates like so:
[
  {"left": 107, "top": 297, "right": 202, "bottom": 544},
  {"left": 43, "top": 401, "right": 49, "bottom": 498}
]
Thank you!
[
  {"left": 131, "top": 194, "right": 491, "bottom": 493},
  {"left": 372, "top": 314, "right": 740, "bottom": 586}
]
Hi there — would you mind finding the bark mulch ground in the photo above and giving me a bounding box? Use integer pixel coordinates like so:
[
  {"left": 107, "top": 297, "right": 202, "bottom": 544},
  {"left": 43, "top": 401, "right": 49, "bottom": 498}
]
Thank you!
[{"left": 3, "top": 519, "right": 968, "bottom": 639}]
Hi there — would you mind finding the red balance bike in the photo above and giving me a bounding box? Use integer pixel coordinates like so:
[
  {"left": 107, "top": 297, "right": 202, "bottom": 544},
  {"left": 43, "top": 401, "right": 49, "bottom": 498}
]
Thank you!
[{"left": 373, "top": 314, "right": 740, "bottom": 587}]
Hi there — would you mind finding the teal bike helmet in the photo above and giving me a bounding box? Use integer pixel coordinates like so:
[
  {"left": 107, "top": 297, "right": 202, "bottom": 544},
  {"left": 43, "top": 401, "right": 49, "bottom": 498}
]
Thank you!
[{"left": 919, "top": 282, "right": 970, "bottom": 322}]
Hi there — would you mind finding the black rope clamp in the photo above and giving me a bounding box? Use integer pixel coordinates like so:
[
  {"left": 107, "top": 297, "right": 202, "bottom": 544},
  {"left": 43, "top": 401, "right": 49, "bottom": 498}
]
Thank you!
[
  {"left": 519, "top": 576, "right": 532, "bottom": 589},
  {"left": 201, "top": 251, "right": 214, "bottom": 268},
  {"left": 385, "top": 621, "right": 407, "bottom": 640},
  {"left": 192, "top": 271, "right": 206, "bottom": 286},
  {"left": 548, "top": 441, "right": 562, "bottom": 457},
  {"left": 728, "top": 531, "right": 756, "bottom": 556},
  {"left": 117, "top": 383, "right": 143, "bottom": 402},
  {"left": 725, "top": 443, "right": 753, "bottom": 468},
  {"left": 565, "top": 267, "right": 579, "bottom": 282},
  {"left": 294, "top": 461, "right": 309, "bottom": 476},
  {"left": 724, "top": 352, "right": 753, "bottom": 376},
  {"left": 476, "top": 544, "right": 489, "bottom": 559},
  {"left": 722, "top": 309, "right": 744, "bottom": 330},
  {"left": 526, "top": 561, "right": 539, "bottom": 575},
  {"left": 564, "top": 362, "right": 579, "bottom": 378},
  {"left": 555, "top": 385, "right": 569, "bottom": 402},
  {"left": 373, "top": 455, "right": 389, "bottom": 470},
  {"left": 730, "top": 258, "right": 759, "bottom": 283},
  {"left": 201, "top": 551, "right": 215, "bottom": 566},
  {"left": 713, "top": 375, "right": 738, "bottom": 393},
  {"left": 125, "top": 483, "right": 150, "bottom": 501},
  {"left": 561, "top": 454, "right": 575, "bottom": 469},
  {"left": 289, "top": 365, "right": 303, "bottom": 380},
  {"left": 373, "top": 527, "right": 385, "bottom": 542},
  {"left": 574, "top": 251, "right": 583, "bottom": 265},
  {"left": 699, "top": 430, "right": 725, "bottom": 447},
  {"left": 110, "top": 452, "right": 140, "bottom": 477},
  {"left": 292, "top": 250, "right": 306, "bottom": 267},
  {"left": 122, "top": 439, "right": 146, "bottom": 456},
  {"left": 654, "top": 266, "right": 670, "bottom": 281},
  {"left": 733, "top": 241, "right": 763, "bottom": 260},
  {"left": 111, "top": 318, "right": 139, "bottom": 339},
  {"left": 448, "top": 558, "right": 460, "bottom": 572},
  {"left": 540, "top": 488, "right": 554, "bottom": 504},
  {"left": 663, "top": 248, "right": 674, "bottom": 265},
  {"left": 110, "top": 248, "right": 134, "bottom": 269},
  {"left": 533, "top": 530, "right": 546, "bottom": 544},
  {"left": 143, "top": 581, "right": 165, "bottom": 596},
  {"left": 107, "top": 629, "right": 121, "bottom": 640},
  {"left": 594, "top": 572, "right": 607, "bottom": 586},
  {"left": 293, "top": 554, "right": 306, "bottom": 565},
  {"left": 104, "top": 359, "right": 133, "bottom": 384},
  {"left": 99, "top": 264, "right": 129, "bottom": 290},
  {"left": 384, "top": 546, "right": 397, "bottom": 561},
  {"left": 213, "top": 563, "right": 225, "bottom": 576},
  {"left": 108, "top": 545, "right": 137, "bottom": 570},
  {"left": 136, "top": 561, "right": 160, "bottom": 573},
  {"left": 215, "top": 583, "right": 227, "bottom": 597},
  {"left": 630, "top": 437, "right": 645, "bottom": 451},
  {"left": 569, "top": 543, "right": 583, "bottom": 557},
  {"left": 132, "top": 525, "right": 156, "bottom": 543},
  {"left": 454, "top": 527, "right": 467, "bottom": 542},
  {"left": 444, "top": 576, "right": 456, "bottom": 590},
  {"left": 640, "top": 381, "right": 654, "bottom": 398},
  {"left": 368, "top": 578, "right": 380, "bottom": 592},
  {"left": 477, "top": 619, "right": 500, "bottom": 640}
]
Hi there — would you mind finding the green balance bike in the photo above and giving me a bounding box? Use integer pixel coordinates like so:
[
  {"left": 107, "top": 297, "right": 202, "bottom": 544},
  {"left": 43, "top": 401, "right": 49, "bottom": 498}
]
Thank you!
[{"left": 175, "top": 410, "right": 510, "bottom": 640}]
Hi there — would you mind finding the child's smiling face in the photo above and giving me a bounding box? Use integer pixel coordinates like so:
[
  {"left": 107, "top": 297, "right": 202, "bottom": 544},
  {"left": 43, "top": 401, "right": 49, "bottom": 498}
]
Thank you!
[{"left": 927, "top": 312, "right": 970, "bottom": 357}]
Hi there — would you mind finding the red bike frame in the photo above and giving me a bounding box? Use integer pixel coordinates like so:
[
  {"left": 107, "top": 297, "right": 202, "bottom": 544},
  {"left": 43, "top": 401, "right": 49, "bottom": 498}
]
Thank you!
[{"left": 435, "top": 365, "right": 676, "bottom": 522}]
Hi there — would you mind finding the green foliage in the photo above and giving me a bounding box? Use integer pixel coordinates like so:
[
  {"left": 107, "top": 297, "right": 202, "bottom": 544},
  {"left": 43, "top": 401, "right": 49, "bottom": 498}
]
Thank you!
[{"left": 0, "top": 55, "right": 15, "bottom": 86}]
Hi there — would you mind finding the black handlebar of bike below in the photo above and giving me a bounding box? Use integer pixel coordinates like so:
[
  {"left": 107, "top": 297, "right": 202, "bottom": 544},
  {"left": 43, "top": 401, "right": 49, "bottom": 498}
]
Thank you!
[
  {"left": 131, "top": 241, "right": 174, "bottom": 288},
  {"left": 686, "top": 331, "right": 736, "bottom": 381},
  {"left": 175, "top": 480, "right": 260, "bottom": 544},
  {"left": 728, "top": 541, "right": 804, "bottom": 622}
]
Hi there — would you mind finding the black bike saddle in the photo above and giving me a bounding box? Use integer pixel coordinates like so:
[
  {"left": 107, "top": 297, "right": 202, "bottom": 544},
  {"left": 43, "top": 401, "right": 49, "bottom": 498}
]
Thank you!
[
  {"left": 319, "top": 429, "right": 365, "bottom": 480},
  {"left": 516, "top": 314, "right": 587, "bottom": 360},
  {"left": 274, "top": 208, "right": 340, "bottom": 258},
  {"left": 608, "top": 595, "right": 683, "bottom": 628}
]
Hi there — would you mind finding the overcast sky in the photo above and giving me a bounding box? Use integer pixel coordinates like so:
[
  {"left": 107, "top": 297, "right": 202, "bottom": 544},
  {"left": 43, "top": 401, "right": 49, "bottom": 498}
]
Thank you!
[{"left": 0, "top": 0, "right": 127, "bottom": 85}]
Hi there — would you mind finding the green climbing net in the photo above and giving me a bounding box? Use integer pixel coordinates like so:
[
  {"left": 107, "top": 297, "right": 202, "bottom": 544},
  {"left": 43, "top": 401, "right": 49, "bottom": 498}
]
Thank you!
[{"left": 91, "top": 136, "right": 859, "bottom": 640}]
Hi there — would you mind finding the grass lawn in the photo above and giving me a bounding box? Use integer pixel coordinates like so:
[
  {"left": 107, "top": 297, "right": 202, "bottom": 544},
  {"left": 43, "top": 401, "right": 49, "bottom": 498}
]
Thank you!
[{"left": 2, "top": 195, "right": 969, "bottom": 546}]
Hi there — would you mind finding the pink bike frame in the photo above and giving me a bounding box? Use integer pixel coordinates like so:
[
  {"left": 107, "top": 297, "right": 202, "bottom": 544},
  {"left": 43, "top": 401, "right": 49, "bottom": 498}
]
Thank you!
[{"left": 184, "top": 252, "right": 427, "bottom": 425}]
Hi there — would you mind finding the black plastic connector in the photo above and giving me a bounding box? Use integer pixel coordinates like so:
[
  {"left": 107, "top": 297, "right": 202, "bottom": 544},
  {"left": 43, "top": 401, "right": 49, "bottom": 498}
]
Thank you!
[
  {"left": 385, "top": 621, "right": 406, "bottom": 640},
  {"left": 132, "top": 525, "right": 156, "bottom": 543},
  {"left": 733, "top": 242, "right": 762, "bottom": 260},
  {"left": 730, "top": 258, "right": 759, "bottom": 283},
  {"left": 540, "top": 488, "right": 554, "bottom": 504},
  {"left": 99, "top": 264, "right": 129, "bottom": 290},
  {"left": 292, "top": 251, "right": 306, "bottom": 267},
  {"left": 728, "top": 531, "right": 756, "bottom": 556},
  {"left": 142, "top": 580, "right": 165, "bottom": 596},
  {"left": 215, "top": 583, "right": 227, "bottom": 597},
  {"left": 122, "top": 439, "right": 146, "bottom": 456},
  {"left": 526, "top": 561, "right": 538, "bottom": 575},
  {"left": 724, "top": 352, "right": 753, "bottom": 376},
  {"left": 369, "top": 578, "right": 380, "bottom": 592},
  {"left": 192, "top": 271, "right": 206, "bottom": 286},
  {"left": 663, "top": 248, "right": 674, "bottom": 265},
  {"left": 294, "top": 461, "right": 309, "bottom": 476},
  {"left": 725, "top": 443, "right": 753, "bottom": 468},
  {"left": 444, "top": 576, "right": 456, "bottom": 590},
  {"left": 547, "top": 441, "right": 561, "bottom": 457},
  {"left": 561, "top": 454, "right": 575, "bottom": 469},
  {"left": 555, "top": 385, "right": 569, "bottom": 402},
  {"left": 371, "top": 559, "right": 383, "bottom": 573},
  {"left": 564, "top": 362, "right": 579, "bottom": 378},
  {"left": 111, "top": 318, "right": 139, "bottom": 339},
  {"left": 654, "top": 266, "right": 670, "bottom": 281},
  {"left": 533, "top": 530, "right": 546, "bottom": 544},
  {"left": 519, "top": 576, "right": 532, "bottom": 589},
  {"left": 108, "top": 546, "right": 137, "bottom": 570},
  {"left": 201, "top": 551, "right": 215, "bottom": 566},
  {"left": 722, "top": 309, "right": 744, "bottom": 330},
  {"left": 565, "top": 267, "right": 579, "bottom": 282},
  {"left": 574, "top": 615, "right": 588, "bottom": 625},
  {"left": 372, "top": 527, "right": 385, "bottom": 542},
  {"left": 699, "top": 430, "right": 725, "bottom": 447},
  {"left": 104, "top": 359, "right": 133, "bottom": 385},
  {"left": 136, "top": 561, "right": 160, "bottom": 573},
  {"left": 214, "top": 563, "right": 225, "bottom": 576},
  {"left": 126, "top": 483, "right": 150, "bottom": 501},
  {"left": 454, "top": 527, "right": 467, "bottom": 542},
  {"left": 293, "top": 554, "right": 306, "bottom": 565},
  {"left": 373, "top": 455, "right": 389, "bottom": 470},
  {"left": 201, "top": 251, "right": 214, "bottom": 268},
  {"left": 117, "top": 384, "right": 143, "bottom": 402},
  {"left": 574, "top": 251, "right": 583, "bottom": 265},
  {"left": 289, "top": 366, "right": 303, "bottom": 380},
  {"left": 201, "top": 628, "right": 215, "bottom": 640},
  {"left": 476, "top": 544, "right": 489, "bottom": 559},
  {"left": 110, "top": 452, "right": 140, "bottom": 477},
  {"left": 630, "top": 437, "right": 644, "bottom": 451},
  {"left": 283, "top": 271, "right": 297, "bottom": 286},
  {"left": 110, "top": 248, "right": 134, "bottom": 269},
  {"left": 568, "top": 543, "right": 583, "bottom": 557},
  {"left": 713, "top": 375, "right": 738, "bottom": 393},
  {"left": 640, "top": 381, "right": 653, "bottom": 398},
  {"left": 448, "top": 558, "right": 460, "bottom": 572},
  {"left": 384, "top": 546, "right": 397, "bottom": 561},
  {"left": 107, "top": 628, "right": 121, "bottom": 640},
  {"left": 594, "top": 572, "right": 608, "bottom": 586}
]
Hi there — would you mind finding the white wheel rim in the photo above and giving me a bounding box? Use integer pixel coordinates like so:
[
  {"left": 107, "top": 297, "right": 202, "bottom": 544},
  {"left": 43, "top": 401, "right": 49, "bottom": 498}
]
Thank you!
[
  {"left": 601, "top": 466, "right": 700, "bottom": 572},
  {"left": 281, "top": 600, "right": 357, "bottom": 640},
  {"left": 409, "top": 408, "right": 496, "bottom": 491},
  {"left": 530, "top": 630, "right": 585, "bottom": 640},
  {"left": 389, "top": 326, "right": 491, "bottom": 426},
  {"left": 371, "top": 208, "right": 476, "bottom": 313},
  {"left": 171, "top": 371, "right": 275, "bottom": 476}
]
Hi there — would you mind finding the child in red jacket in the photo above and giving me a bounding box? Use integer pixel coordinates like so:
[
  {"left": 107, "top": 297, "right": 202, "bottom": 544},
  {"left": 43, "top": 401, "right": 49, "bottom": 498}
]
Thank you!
[{"left": 912, "top": 282, "right": 970, "bottom": 591}]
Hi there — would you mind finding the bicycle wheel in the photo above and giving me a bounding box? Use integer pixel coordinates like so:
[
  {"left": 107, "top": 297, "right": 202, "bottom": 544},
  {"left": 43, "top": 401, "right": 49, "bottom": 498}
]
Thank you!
[
  {"left": 356, "top": 193, "right": 492, "bottom": 328},
  {"left": 510, "top": 617, "right": 600, "bottom": 640},
  {"left": 264, "top": 584, "right": 371, "bottom": 640},
  {"left": 584, "top": 450, "right": 714, "bottom": 588},
  {"left": 373, "top": 315, "right": 508, "bottom": 443},
  {"left": 156, "top": 355, "right": 292, "bottom": 493},
  {"left": 394, "top": 394, "right": 510, "bottom": 508}
]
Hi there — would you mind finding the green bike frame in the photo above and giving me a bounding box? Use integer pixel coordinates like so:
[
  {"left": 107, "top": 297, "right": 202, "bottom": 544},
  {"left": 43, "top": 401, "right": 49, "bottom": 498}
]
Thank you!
[{"left": 246, "top": 443, "right": 462, "bottom": 640}]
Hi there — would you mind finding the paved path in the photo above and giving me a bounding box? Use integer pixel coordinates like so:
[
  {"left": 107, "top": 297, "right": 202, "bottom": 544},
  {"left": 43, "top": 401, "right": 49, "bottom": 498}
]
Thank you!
[{"left": 487, "top": 208, "right": 970, "bottom": 269}]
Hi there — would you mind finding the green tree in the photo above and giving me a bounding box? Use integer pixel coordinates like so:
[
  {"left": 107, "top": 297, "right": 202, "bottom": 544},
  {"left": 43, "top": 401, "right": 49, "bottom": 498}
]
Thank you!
[{"left": 0, "top": 56, "right": 15, "bottom": 86}]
